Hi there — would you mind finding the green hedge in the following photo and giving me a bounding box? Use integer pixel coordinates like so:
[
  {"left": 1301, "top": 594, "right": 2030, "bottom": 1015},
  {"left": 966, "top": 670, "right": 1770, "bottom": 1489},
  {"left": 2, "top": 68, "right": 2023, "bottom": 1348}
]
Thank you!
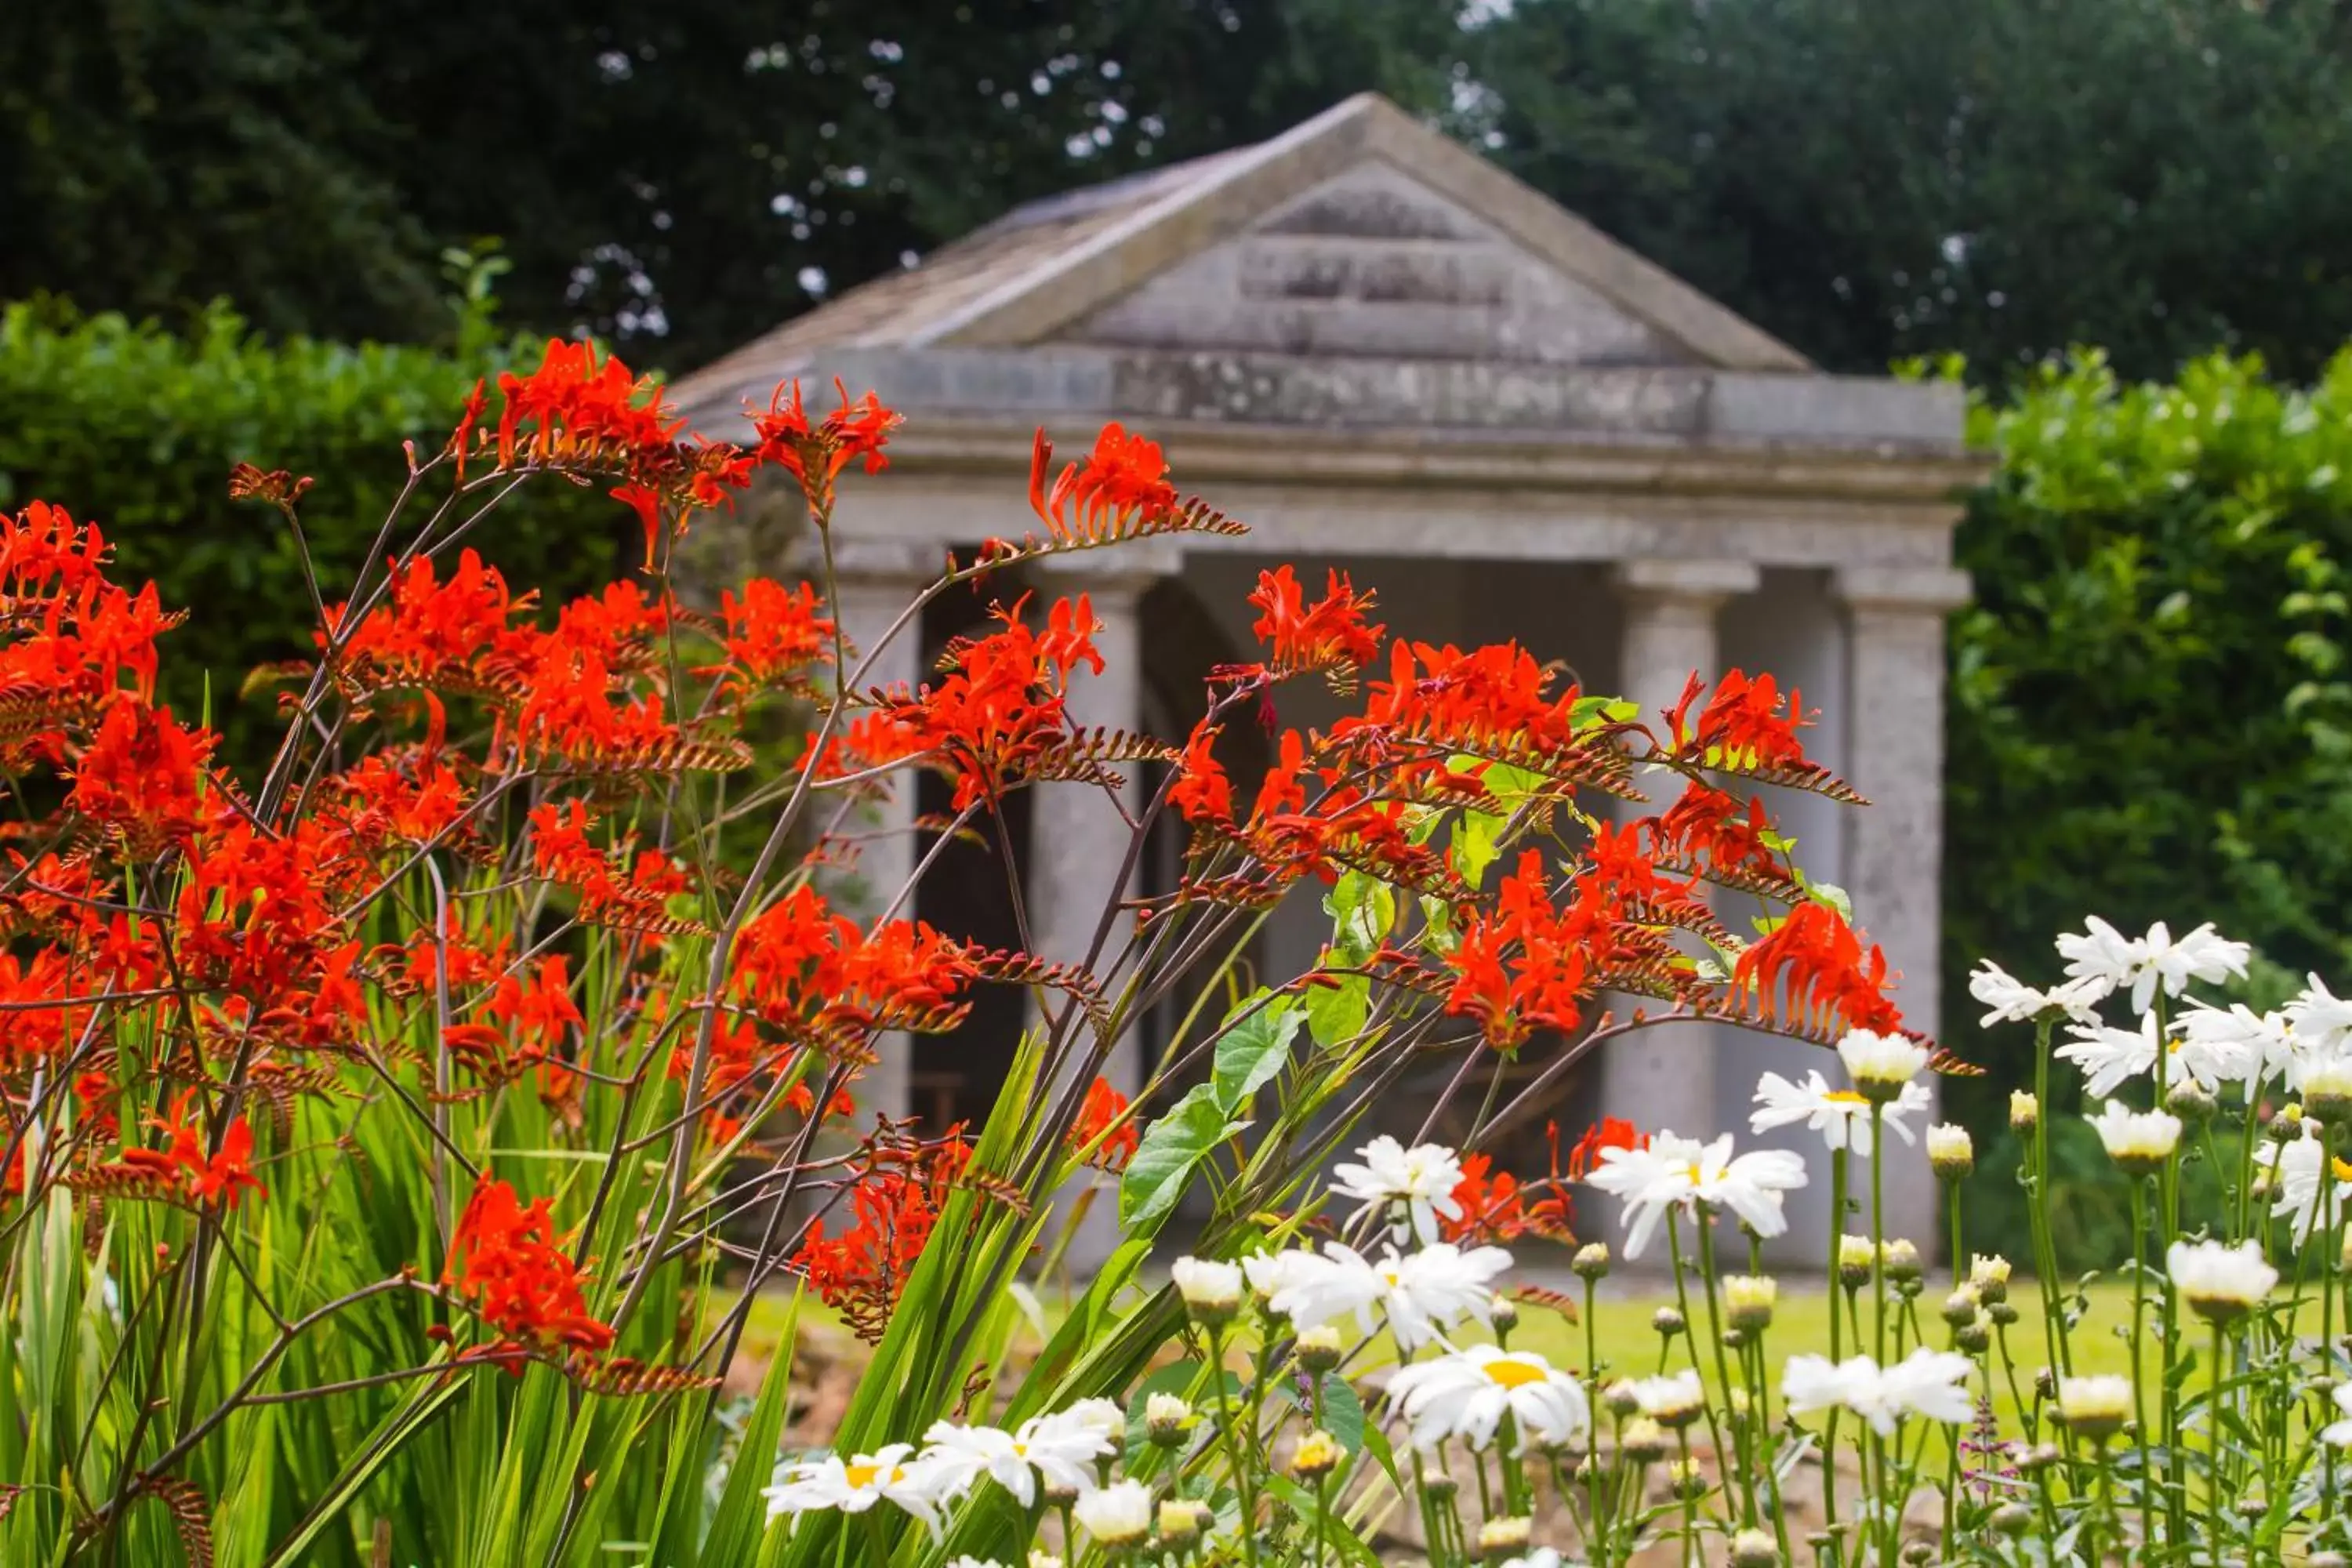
[
  {"left": 0, "top": 298, "right": 632, "bottom": 771},
  {"left": 1945, "top": 347, "right": 2352, "bottom": 1259}
]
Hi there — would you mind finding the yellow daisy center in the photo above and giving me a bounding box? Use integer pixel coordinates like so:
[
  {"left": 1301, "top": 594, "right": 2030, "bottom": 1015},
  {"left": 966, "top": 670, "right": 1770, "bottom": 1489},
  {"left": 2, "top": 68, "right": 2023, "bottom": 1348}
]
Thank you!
[
  {"left": 844, "top": 1464, "right": 880, "bottom": 1489},
  {"left": 1483, "top": 1358, "right": 1550, "bottom": 1390},
  {"left": 1824, "top": 1090, "right": 1869, "bottom": 1105},
  {"left": 2332, "top": 1157, "right": 2352, "bottom": 1184}
]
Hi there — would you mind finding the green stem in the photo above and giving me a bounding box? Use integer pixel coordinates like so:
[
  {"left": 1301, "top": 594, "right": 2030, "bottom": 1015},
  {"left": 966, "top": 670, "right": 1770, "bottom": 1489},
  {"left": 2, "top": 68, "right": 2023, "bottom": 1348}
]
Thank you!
[
  {"left": 1205, "top": 1322, "right": 1261, "bottom": 1568},
  {"left": 1694, "top": 1216, "right": 1756, "bottom": 1528},
  {"left": 2129, "top": 1177, "right": 2152, "bottom": 1555},
  {"left": 1870, "top": 1105, "right": 1888, "bottom": 1368},
  {"left": 2031, "top": 1022, "right": 2074, "bottom": 1375},
  {"left": 1665, "top": 1213, "right": 1730, "bottom": 1487},
  {"left": 1824, "top": 1148, "right": 1846, "bottom": 1544}
]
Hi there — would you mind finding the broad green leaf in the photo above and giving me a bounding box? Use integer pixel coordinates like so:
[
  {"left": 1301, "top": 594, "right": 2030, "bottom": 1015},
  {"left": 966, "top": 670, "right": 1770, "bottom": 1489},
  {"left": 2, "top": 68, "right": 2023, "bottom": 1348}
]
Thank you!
[
  {"left": 1318, "top": 1374, "right": 1367, "bottom": 1454},
  {"left": 1212, "top": 992, "right": 1305, "bottom": 1112},
  {"left": 1305, "top": 970, "right": 1370, "bottom": 1048},
  {"left": 1120, "top": 1083, "right": 1244, "bottom": 1228},
  {"left": 1321, "top": 872, "right": 1392, "bottom": 963},
  {"left": 1449, "top": 808, "right": 1504, "bottom": 889}
]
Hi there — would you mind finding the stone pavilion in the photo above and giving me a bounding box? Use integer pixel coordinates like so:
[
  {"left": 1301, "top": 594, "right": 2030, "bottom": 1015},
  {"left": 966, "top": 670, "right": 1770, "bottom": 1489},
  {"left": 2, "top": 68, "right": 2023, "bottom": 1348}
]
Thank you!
[{"left": 670, "top": 93, "right": 1989, "bottom": 1255}]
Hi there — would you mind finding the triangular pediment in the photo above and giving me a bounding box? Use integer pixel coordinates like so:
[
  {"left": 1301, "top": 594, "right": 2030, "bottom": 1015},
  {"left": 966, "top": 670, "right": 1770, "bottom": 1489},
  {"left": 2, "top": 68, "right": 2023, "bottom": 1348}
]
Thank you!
[{"left": 909, "top": 94, "right": 1806, "bottom": 372}]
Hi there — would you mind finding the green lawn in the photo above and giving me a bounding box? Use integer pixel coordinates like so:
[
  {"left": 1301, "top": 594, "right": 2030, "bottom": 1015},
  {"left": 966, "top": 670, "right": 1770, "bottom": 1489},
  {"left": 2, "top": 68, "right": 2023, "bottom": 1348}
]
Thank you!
[{"left": 739, "top": 1274, "right": 2153, "bottom": 1436}]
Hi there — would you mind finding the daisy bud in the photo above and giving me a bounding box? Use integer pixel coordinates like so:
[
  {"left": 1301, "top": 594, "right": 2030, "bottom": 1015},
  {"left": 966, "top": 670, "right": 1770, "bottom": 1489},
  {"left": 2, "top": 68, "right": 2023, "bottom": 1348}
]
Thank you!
[
  {"left": 1884, "top": 1239, "right": 1922, "bottom": 1284},
  {"left": 1290, "top": 1428, "right": 1344, "bottom": 1480},
  {"left": 1043, "top": 1479, "right": 1082, "bottom": 1508},
  {"left": 1837, "top": 1235, "right": 1877, "bottom": 1289},
  {"left": 1621, "top": 1417, "right": 1671, "bottom": 1462},
  {"left": 1721, "top": 1328, "right": 1746, "bottom": 1351},
  {"left": 1422, "top": 1472, "right": 1460, "bottom": 1502},
  {"left": 1171, "top": 1256, "right": 1243, "bottom": 1325},
  {"left": 1955, "top": 1315, "right": 1992, "bottom": 1355},
  {"left": 2033, "top": 1366, "right": 2058, "bottom": 1402},
  {"left": 1475, "top": 1516, "right": 1532, "bottom": 1559},
  {"left": 1731, "top": 1529, "right": 1780, "bottom": 1568},
  {"left": 1652, "top": 1305, "right": 1685, "bottom": 1339},
  {"left": 1572, "top": 1241, "right": 1611, "bottom": 1280},
  {"left": 2308, "top": 1061, "right": 2352, "bottom": 1127},
  {"left": 1837, "top": 1028, "right": 1931, "bottom": 1102},
  {"left": 1669, "top": 1457, "right": 1709, "bottom": 1501},
  {"left": 2165, "top": 1076, "right": 2218, "bottom": 1127},
  {"left": 1073, "top": 1479, "right": 1154, "bottom": 1548},
  {"left": 2009, "top": 1091, "right": 2039, "bottom": 1131},
  {"left": 1146, "top": 1392, "right": 1193, "bottom": 1447},
  {"left": 1156, "top": 1500, "right": 1205, "bottom": 1544},
  {"left": 1602, "top": 1379, "right": 1640, "bottom": 1417},
  {"left": 1989, "top": 1301, "right": 2020, "bottom": 1327},
  {"left": 1991, "top": 1501, "right": 2034, "bottom": 1536},
  {"left": 1941, "top": 1287, "right": 1981, "bottom": 1327},
  {"left": 2168, "top": 1238, "right": 2278, "bottom": 1324},
  {"left": 2268, "top": 1104, "right": 2305, "bottom": 1142},
  {"left": 1726, "top": 1274, "right": 1777, "bottom": 1333},
  {"left": 2018, "top": 1441, "right": 2063, "bottom": 1473},
  {"left": 1969, "top": 1254, "right": 2011, "bottom": 1304},
  {"left": 1902, "top": 1542, "right": 1935, "bottom": 1566},
  {"left": 1489, "top": 1294, "right": 1519, "bottom": 1334},
  {"left": 1295, "top": 1324, "right": 1345, "bottom": 1375},
  {"left": 2055, "top": 1374, "right": 2133, "bottom": 1440},
  {"left": 2090, "top": 1102, "right": 2182, "bottom": 1178},
  {"left": 1927, "top": 1123, "right": 1975, "bottom": 1180}
]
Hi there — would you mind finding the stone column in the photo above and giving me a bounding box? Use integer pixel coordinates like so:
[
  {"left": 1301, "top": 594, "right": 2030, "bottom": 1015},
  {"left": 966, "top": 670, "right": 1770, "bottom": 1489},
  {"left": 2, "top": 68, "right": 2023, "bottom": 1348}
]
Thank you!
[
  {"left": 1600, "top": 560, "right": 1760, "bottom": 1156},
  {"left": 819, "top": 539, "right": 936, "bottom": 1129},
  {"left": 1025, "top": 549, "right": 1174, "bottom": 1093},
  {"left": 1836, "top": 563, "right": 1973, "bottom": 1254},
  {"left": 1026, "top": 549, "right": 1172, "bottom": 1269}
]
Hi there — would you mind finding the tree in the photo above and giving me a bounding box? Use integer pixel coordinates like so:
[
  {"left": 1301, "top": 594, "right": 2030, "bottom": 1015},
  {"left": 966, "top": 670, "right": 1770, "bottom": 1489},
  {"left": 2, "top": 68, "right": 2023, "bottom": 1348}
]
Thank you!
[
  {"left": 1, "top": 0, "right": 1454, "bottom": 366},
  {"left": 1454, "top": 0, "right": 2352, "bottom": 383}
]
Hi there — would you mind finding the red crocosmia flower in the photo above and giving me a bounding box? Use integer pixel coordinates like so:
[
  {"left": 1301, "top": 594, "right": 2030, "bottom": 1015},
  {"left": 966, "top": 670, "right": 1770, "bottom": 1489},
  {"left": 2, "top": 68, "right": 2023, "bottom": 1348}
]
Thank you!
[
  {"left": 752, "top": 379, "right": 901, "bottom": 513},
  {"left": 704, "top": 577, "right": 835, "bottom": 698},
  {"left": 1445, "top": 1153, "right": 1532, "bottom": 1243},
  {"left": 729, "top": 886, "right": 975, "bottom": 1045},
  {"left": 1566, "top": 1117, "right": 1649, "bottom": 1181},
  {"left": 1068, "top": 1077, "right": 1138, "bottom": 1172},
  {"left": 0, "top": 500, "right": 115, "bottom": 599},
  {"left": 121, "top": 1091, "right": 267, "bottom": 1210},
  {"left": 1028, "top": 423, "right": 1178, "bottom": 539},
  {"left": 1732, "top": 901, "right": 1904, "bottom": 1038},
  {"left": 791, "top": 1135, "right": 970, "bottom": 1341},
  {"left": 1663, "top": 669, "right": 1814, "bottom": 770},
  {"left": 0, "top": 947, "right": 94, "bottom": 1069},
  {"left": 65, "top": 701, "right": 213, "bottom": 853},
  {"left": 445, "top": 1176, "right": 616, "bottom": 1356},
  {"left": 323, "top": 549, "right": 538, "bottom": 695},
  {"left": 1249, "top": 565, "right": 1385, "bottom": 682},
  {"left": 837, "top": 594, "right": 1103, "bottom": 811},
  {"left": 1167, "top": 720, "right": 1233, "bottom": 824}
]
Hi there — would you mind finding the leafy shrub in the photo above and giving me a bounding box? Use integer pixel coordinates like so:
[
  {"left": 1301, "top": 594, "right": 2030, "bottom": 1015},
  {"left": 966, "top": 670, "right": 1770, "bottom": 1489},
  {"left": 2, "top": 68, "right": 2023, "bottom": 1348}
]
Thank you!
[
  {"left": 0, "top": 296, "right": 628, "bottom": 771},
  {"left": 1946, "top": 347, "right": 2352, "bottom": 1152}
]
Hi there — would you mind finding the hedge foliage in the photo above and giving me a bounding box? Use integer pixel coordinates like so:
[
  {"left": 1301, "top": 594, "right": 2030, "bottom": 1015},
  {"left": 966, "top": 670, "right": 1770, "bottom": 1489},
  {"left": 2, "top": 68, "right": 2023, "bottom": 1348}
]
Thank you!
[
  {"left": 1946, "top": 347, "right": 2352, "bottom": 1257},
  {"left": 0, "top": 297, "right": 632, "bottom": 770}
]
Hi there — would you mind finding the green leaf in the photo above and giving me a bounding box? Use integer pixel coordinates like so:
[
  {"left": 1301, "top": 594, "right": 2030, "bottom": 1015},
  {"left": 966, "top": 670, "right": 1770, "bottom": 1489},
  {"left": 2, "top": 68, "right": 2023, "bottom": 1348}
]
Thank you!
[
  {"left": 1318, "top": 1374, "right": 1366, "bottom": 1454},
  {"left": 1212, "top": 991, "right": 1305, "bottom": 1112},
  {"left": 1305, "top": 970, "right": 1370, "bottom": 1048},
  {"left": 1120, "top": 1083, "right": 1244, "bottom": 1228},
  {"left": 1322, "top": 872, "right": 1392, "bottom": 963},
  {"left": 1449, "top": 808, "right": 1504, "bottom": 889}
]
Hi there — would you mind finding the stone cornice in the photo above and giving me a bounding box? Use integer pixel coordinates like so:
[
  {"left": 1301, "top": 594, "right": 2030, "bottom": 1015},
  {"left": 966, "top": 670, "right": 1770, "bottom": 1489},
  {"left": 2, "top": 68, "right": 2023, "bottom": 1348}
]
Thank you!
[{"left": 865, "top": 414, "right": 1991, "bottom": 510}]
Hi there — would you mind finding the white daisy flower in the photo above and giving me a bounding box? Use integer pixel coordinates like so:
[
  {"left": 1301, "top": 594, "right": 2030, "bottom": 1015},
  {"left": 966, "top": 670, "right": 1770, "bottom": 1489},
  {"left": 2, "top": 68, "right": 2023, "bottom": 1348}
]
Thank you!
[
  {"left": 1621, "top": 1369, "right": 1706, "bottom": 1427},
  {"left": 2087, "top": 1100, "right": 2182, "bottom": 1176},
  {"left": 1330, "top": 1135, "right": 1465, "bottom": 1244},
  {"left": 2060, "top": 916, "right": 2247, "bottom": 1015},
  {"left": 1780, "top": 1348, "right": 1974, "bottom": 1436},
  {"left": 2165, "top": 1239, "right": 2278, "bottom": 1324},
  {"left": 1749, "top": 1069, "right": 1930, "bottom": 1156},
  {"left": 1582, "top": 1131, "right": 1808, "bottom": 1260},
  {"left": 1835, "top": 1029, "right": 1932, "bottom": 1100},
  {"left": 916, "top": 1414, "right": 1111, "bottom": 1509},
  {"left": 1072, "top": 1479, "right": 1153, "bottom": 1547},
  {"left": 2255, "top": 1131, "right": 2352, "bottom": 1242},
  {"left": 2056, "top": 1012, "right": 2163, "bottom": 1099},
  {"left": 1259, "top": 1240, "right": 1511, "bottom": 1350},
  {"left": 2055, "top": 1374, "right": 2133, "bottom": 1439},
  {"left": 2325, "top": 1385, "right": 2352, "bottom": 1446},
  {"left": 1385, "top": 1344, "right": 1592, "bottom": 1452},
  {"left": 1171, "top": 1256, "right": 1243, "bottom": 1319},
  {"left": 2174, "top": 1000, "right": 2292, "bottom": 1090},
  {"left": 2292, "top": 1050, "right": 2352, "bottom": 1112},
  {"left": 2288, "top": 976, "right": 2352, "bottom": 1054},
  {"left": 764, "top": 1443, "right": 942, "bottom": 1528},
  {"left": 1968, "top": 959, "right": 2103, "bottom": 1027}
]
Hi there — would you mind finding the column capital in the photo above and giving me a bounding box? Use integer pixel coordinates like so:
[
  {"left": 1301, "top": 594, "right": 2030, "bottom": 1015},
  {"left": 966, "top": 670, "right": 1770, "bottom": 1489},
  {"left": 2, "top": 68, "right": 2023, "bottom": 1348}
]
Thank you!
[
  {"left": 1612, "top": 557, "right": 1763, "bottom": 606},
  {"left": 793, "top": 535, "right": 938, "bottom": 588},
  {"left": 1835, "top": 564, "right": 1973, "bottom": 614},
  {"left": 1030, "top": 541, "right": 1181, "bottom": 603}
]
